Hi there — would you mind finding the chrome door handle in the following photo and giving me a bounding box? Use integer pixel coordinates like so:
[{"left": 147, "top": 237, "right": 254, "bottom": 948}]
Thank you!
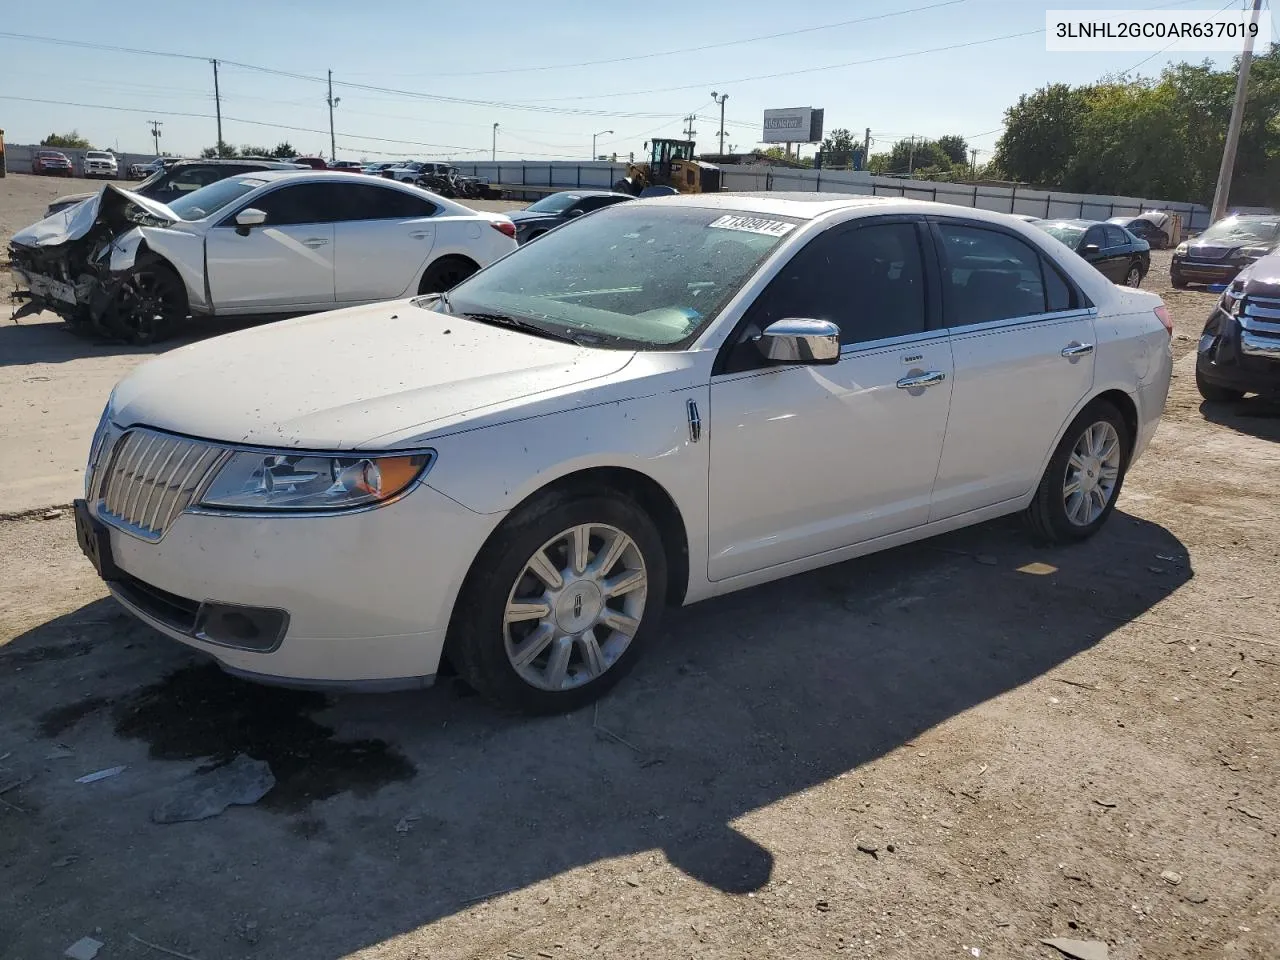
[
  {"left": 896, "top": 370, "right": 947, "bottom": 390},
  {"left": 302, "top": 237, "right": 329, "bottom": 248},
  {"left": 1061, "top": 342, "right": 1095, "bottom": 357}
]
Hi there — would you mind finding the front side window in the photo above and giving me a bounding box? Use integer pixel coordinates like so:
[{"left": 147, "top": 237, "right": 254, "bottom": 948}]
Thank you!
[
  {"left": 239, "top": 183, "right": 340, "bottom": 226},
  {"left": 441, "top": 205, "right": 795, "bottom": 347},
  {"left": 938, "top": 223, "right": 1049, "bottom": 327},
  {"left": 744, "top": 221, "right": 927, "bottom": 346},
  {"left": 1104, "top": 225, "right": 1128, "bottom": 247}
]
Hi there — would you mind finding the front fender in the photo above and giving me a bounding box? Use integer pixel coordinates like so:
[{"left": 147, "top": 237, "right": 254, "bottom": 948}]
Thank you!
[{"left": 109, "top": 226, "right": 209, "bottom": 312}]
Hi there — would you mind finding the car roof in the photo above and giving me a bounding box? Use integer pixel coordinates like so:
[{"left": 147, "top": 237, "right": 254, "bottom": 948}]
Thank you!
[
  {"left": 1036, "top": 218, "right": 1098, "bottom": 227},
  {"left": 546, "top": 189, "right": 625, "bottom": 198},
  {"left": 172, "top": 158, "right": 303, "bottom": 169}
]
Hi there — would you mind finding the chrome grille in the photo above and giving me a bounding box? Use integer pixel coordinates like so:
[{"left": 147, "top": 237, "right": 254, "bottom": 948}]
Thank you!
[{"left": 95, "top": 429, "right": 224, "bottom": 540}]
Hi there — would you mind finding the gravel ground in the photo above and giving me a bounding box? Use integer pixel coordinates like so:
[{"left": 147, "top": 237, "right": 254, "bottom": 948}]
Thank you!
[{"left": 1, "top": 172, "right": 1278, "bottom": 960}]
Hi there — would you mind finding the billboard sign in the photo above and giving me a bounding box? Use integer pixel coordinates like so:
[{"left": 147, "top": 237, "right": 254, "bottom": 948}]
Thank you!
[{"left": 762, "top": 107, "right": 824, "bottom": 144}]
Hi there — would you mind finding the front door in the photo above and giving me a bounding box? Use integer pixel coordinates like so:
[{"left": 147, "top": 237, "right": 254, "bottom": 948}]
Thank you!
[
  {"left": 707, "top": 218, "right": 953, "bottom": 581},
  {"left": 928, "top": 219, "right": 1096, "bottom": 519},
  {"left": 206, "top": 182, "right": 337, "bottom": 312}
]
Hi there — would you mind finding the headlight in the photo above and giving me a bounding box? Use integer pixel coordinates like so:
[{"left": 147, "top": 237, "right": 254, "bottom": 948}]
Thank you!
[
  {"left": 1175, "top": 242, "right": 1188, "bottom": 255},
  {"left": 199, "top": 451, "right": 433, "bottom": 511}
]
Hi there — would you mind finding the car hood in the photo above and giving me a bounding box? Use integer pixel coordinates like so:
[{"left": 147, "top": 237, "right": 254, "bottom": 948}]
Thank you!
[
  {"left": 110, "top": 300, "right": 636, "bottom": 449},
  {"left": 1185, "top": 237, "right": 1275, "bottom": 261},
  {"left": 507, "top": 209, "right": 560, "bottom": 223},
  {"left": 12, "top": 183, "right": 177, "bottom": 248},
  {"left": 1232, "top": 252, "right": 1280, "bottom": 297}
]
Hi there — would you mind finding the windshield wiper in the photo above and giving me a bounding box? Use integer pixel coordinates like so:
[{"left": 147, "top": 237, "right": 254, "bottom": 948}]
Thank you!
[{"left": 459, "top": 311, "right": 586, "bottom": 344}]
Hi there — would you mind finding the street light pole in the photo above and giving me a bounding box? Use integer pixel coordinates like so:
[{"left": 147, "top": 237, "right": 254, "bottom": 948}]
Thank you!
[
  {"left": 592, "top": 129, "right": 613, "bottom": 160},
  {"left": 492, "top": 123, "right": 499, "bottom": 161},
  {"left": 1210, "top": 0, "right": 1263, "bottom": 223},
  {"left": 710, "top": 91, "right": 728, "bottom": 155}
]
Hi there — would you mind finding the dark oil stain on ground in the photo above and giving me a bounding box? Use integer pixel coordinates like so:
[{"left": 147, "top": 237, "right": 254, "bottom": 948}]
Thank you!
[
  {"left": 112, "top": 663, "right": 416, "bottom": 811},
  {"left": 38, "top": 696, "right": 111, "bottom": 737}
]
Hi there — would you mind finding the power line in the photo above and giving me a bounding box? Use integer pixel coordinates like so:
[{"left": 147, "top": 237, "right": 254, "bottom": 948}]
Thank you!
[{"left": 341, "top": 0, "right": 971, "bottom": 79}]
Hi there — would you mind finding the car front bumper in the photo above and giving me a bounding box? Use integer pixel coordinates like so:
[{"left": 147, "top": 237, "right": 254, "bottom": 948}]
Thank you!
[
  {"left": 1196, "top": 304, "right": 1280, "bottom": 395},
  {"left": 86, "top": 482, "right": 504, "bottom": 689},
  {"left": 1171, "top": 257, "right": 1251, "bottom": 284}
]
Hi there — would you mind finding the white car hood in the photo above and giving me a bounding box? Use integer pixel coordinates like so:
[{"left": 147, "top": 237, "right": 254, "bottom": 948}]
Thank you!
[
  {"left": 111, "top": 300, "right": 636, "bottom": 448},
  {"left": 11, "top": 183, "right": 177, "bottom": 247}
]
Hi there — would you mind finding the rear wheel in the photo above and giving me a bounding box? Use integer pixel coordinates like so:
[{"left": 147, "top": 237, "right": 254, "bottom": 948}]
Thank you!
[
  {"left": 447, "top": 490, "right": 667, "bottom": 714},
  {"left": 418, "top": 256, "right": 479, "bottom": 295},
  {"left": 1124, "top": 262, "right": 1143, "bottom": 287},
  {"left": 1171, "top": 272, "right": 1188, "bottom": 289},
  {"left": 1196, "top": 369, "right": 1244, "bottom": 403},
  {"left": 1025, "top": 401, "right": 1131, "bottom": 544},
  {"left": 102, "top": 262, "right": 188, "bottom": 345}
]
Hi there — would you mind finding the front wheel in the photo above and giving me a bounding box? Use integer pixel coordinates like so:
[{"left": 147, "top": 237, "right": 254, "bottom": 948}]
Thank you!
[
  {"left": 447, "top": 490, "right": 668, "bottom": 714},
  {"left": 1124, "top": 262, "right": 1143, "bottom": 287},
  {"left": 101, "top": 262, "right": 188, "bottom": 345},
  {"left": 1024, "top": 401, "right": 1131, "bottom": 544},
  {"left": 1171, "top": 273, "right": 1188, "bottom": 289}
]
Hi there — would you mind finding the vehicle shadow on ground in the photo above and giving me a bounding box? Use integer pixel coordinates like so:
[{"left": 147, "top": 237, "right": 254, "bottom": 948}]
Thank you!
[
  {"left": 1198, "top": 397, "right": 1280, "bottom": 442},
  {"left": 1, "top": 511, "right": 1190, "bottom": 957},
  {"left": 0, "top": 310, "right": 283, "bottom": 367}
]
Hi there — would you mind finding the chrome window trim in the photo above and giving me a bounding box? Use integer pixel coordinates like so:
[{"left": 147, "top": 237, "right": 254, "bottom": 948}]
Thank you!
[{"left": 944, "top": 307, "right": 1097, "bottom": 339}]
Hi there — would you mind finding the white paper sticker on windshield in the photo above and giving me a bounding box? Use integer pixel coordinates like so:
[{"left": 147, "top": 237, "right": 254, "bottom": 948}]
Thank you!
[{"left": 707, "top": 215, "right": 796, "bottom": 237}]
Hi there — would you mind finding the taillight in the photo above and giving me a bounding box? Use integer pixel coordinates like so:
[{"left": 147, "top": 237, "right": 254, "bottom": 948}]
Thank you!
[
  {"left": 490, "top": 220, "right": 516, "bottom": 239},
  {"left": 1154, "top": 304, "right": 1173, "bottom": 336}
]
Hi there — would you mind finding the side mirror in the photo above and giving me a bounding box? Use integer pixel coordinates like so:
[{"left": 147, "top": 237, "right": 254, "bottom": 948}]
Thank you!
[
  {"left": 755, "top": 318, "right": 841, "bottom": 365},
  {"left": 567, "top": 208, "right": 585, "bottom": 218},
  {"left": 235, "top": 208, "right": 266, "bottom": 236},
  {"left": 1080, "top": 242, "right": 1101, "bottom": 254}
]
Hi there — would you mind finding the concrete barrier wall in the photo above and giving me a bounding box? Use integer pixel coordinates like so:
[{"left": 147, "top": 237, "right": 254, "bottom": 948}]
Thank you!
[{"left": 5, "top": 142, "right": 161, "bottom": 176}]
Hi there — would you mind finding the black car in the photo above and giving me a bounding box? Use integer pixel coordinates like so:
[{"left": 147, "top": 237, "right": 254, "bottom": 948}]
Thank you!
[
  {"left": 43, "top": 159, "right": 305, "bottom": 218},
  {"left": 1033, "top": 218, "right": 1150, "bottom": 287},
  {"left": 1107, "top": 213, "right": 1171, "bottom": 250},
  {"left": 507, "top": 190, "right": 634, "bottom": 244},
  {"left": 1171, "top": 214, "right": 1280, "bottom": 289},
  {"left": 1195, "top": 251, "right": 1280, "bottom": 400}
]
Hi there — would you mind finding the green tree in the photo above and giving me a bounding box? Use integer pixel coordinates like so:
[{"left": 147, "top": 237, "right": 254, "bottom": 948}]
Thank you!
[
  {"left": 821, "top": 128, "right": 856, "bottom": 154},
  {"left": 269, "top": 141, "right": 297, "bottom": 159},
  {"left": 993, "top": 83, "right": 1090, "bottom": 186},
  {"left": 238, "top": 144, "right": 272, "bottom": 158},
  {"left": 200, "top": 141, "right": 240, "bottom": 158},
  {"left": 886, "top": 138, "right": 950, "bottom": 176},
  {"left": 936, "top": 134, "right": 970, "bottom": 167},
  {"left": 41, "top": 131, "right": 91, "bottom": 149}
]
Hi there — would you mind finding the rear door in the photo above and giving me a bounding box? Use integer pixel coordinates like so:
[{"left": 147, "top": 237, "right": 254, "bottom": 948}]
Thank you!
[
  {"left": 205, "top": 182, "right": 337, "bottom": 311},
  {"left": 929, "top": 218, "right": 1096, "bottom": 519},
  {"left": 331, "top": 183, "right": 440, "bottom": 302}
]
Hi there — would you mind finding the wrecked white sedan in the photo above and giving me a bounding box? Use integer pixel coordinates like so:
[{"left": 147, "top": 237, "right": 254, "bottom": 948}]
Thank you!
[{"left": 9, "top": 172, "right": 518, "bottom": 343}]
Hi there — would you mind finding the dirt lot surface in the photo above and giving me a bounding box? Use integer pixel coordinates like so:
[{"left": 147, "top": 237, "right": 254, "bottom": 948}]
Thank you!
[
  {"left": 0, "top": 173, "right": 525, "bottom": 516},
  {"left": 2, "top": 174, "right": 1279, "bottom": 960}
]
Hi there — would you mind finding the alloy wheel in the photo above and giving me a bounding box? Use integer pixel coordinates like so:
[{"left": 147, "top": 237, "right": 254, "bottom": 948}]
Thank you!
[
  {"left": 503, "top": 523, "right": 648, "bottom": 692},
  {"left": 1125, "top": 265, "right": 1142, "bottom": 287},
  {"left": 1063, "top": 421, "right": 1122, "bottom": 526},
  {"left": 113, "top": 269, "right": 183, "bottom": 344}
]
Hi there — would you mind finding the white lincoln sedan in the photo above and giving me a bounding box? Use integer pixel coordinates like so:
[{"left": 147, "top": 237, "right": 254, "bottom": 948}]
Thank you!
[{"left": 75, "top": 193, "right": 1173, "bottom": 713}]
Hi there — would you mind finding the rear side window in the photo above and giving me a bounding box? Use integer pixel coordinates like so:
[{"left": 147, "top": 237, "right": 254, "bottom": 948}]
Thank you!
[
  {"left": 747, "top": 221, "right": 928, "bottom": 346},
  {"left": 331, "top": 183, "right": 438, "bottom": 220},
  {"left": 937, "top": 223, "right": 1049, "bottom": 327},
  {"left": 1043, "top": 259, "right": 1076, "bottom": 312},
  {"left": 1104, "top": 225, "right": 1128, "bottom": 246}
]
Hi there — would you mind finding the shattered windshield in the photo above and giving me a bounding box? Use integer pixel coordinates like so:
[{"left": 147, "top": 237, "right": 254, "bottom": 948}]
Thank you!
[
  {"left": 1198, "top": 217, "right": 1280, "bottom": 246},
  {"left": 166, "top": 177, "right": 266, "bottom": 221}
]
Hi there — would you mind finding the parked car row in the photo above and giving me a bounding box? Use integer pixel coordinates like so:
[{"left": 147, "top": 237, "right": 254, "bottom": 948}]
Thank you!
[
  {"left": 11, "top": 171, "right": 518, "bottom": 343},
  {"left": 1033, "top": 218, "right": 1151, "bottom": 287},
  {"left": 55, "top": 193, "right": 1174, "bottom": 713}
]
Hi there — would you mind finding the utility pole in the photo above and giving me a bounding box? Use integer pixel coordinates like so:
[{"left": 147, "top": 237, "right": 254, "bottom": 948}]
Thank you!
[
  {"left": 969, "top": 147, "right": 979, "bottom": 179},
  {"left": 863, "top": 127, "right": 871, "bottom": 170},
  {"left": 211, "top": 59, "right": 222, "bottom": 155},
  {"left": 148, "top": 120, "right": 163, "bottom": 156},
  {"left": 1210, "top": 0, "right": 1263, "bottom": 223},
  {"left": 908, "top": 135, "right": 916, "bottom": 176},
  {"left": 325, "top": 70, "right": 341, "bottom": 161},
  {"left": 710, "top": 90, "right": 728, "bottom": 155},
  {"left": 492, "top": 122, "right": 499, "bottom": 161},
  {"left": 682, "top": 114, "right": 698, "bottom": 141}
]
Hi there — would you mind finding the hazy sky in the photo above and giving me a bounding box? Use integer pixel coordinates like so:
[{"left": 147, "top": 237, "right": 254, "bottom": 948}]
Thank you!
[{"left": 0, "top": 0, "right": 1260, "bottom": 162}]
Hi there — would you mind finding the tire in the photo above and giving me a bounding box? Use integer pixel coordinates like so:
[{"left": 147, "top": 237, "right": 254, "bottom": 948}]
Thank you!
[
  {"left": 1024, "top": 400, "right": 1131, "bottom": 544},
  {"left": 1196, "top": 369, "right": 1244, "bottom": 403},
  {"left": 417, "top": 256, "right": 478, "bottom": 295},
  {"left": 1171, "top": 273, "right": 1188, "bottom": 289},
  {"left": 101, "top": 261, "right": 188, "bottom": 345},
  {"left": 1124, "top": 262, "right": 1143, "bottom": 287},
  {"left": 447, "top": 488, "right": 668, "bottom": 714}
]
